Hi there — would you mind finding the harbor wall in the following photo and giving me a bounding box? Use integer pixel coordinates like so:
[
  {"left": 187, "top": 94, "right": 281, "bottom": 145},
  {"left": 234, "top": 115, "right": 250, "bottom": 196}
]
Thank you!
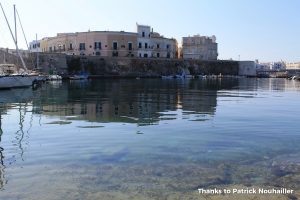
[
  {"left": 1, "top": 50, "right": 241, "bottom": 76},
  {"left": 238, "top": 61, "right": 256, "bottom": 76},
  {"left": 35, "top": 53, "right": 68, "bottom": 74},
  {"left": 0, "top": 49, "right": 31, "bottom": 68},
  {"left": 66, "top": 56, "right": 239, "bottom": 76}
]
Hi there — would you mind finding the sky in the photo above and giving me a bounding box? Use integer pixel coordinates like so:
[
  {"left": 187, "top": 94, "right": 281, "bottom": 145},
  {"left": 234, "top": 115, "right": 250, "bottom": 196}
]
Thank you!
[{"left": 0, "top": 0, "right": 299, "bottom": 62}]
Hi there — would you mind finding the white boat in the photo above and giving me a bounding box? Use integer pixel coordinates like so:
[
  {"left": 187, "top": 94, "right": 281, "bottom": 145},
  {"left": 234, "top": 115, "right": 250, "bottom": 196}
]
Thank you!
[
  {"left": 0, "top": 64, "right": 39, "bottom": 89},
  {"left": 0, "top": 4, "right": 39, "bottom": 89},
  {"left": 47, "top": 75, "right": 62, "bottom": 81},
  {"left": 0, "top": 75, "right": 35, "bottom": 89},
  {"left": 69, "top": 74, "right": 88, "bottom": 80}
]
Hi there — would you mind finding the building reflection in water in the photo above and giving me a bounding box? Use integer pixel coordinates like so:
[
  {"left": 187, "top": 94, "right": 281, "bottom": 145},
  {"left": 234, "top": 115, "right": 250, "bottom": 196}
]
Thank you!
[{"left": 32, "top": 79, "right": 239, "bottom": 125}]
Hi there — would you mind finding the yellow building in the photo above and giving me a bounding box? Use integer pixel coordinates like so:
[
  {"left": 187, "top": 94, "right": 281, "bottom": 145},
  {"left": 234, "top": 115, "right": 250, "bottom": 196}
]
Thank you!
[{"left": 34, "top": 31, "right": 138, "bottom": 57}]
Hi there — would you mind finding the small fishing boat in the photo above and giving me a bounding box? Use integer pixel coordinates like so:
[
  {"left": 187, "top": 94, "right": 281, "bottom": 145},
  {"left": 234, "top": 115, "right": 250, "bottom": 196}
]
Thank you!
[
  {"left": 69, "top": 73, "right": 88, "bottom": 80},
  {"left": 47, "top": 75, "right": 62, "bottom": 81}
]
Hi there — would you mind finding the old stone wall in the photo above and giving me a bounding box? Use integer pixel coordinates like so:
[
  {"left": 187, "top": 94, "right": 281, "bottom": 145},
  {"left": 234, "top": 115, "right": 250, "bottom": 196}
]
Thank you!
[
  {"left": 66, "top": 56, "right": 239, "bottom": 76},
  {"left": 34, "top": 53, "right": 68, "bottom": 74},
  {"left": 1, "top": 51, "right": 240, "bottom": 76},
  {"left": 0, "top": 49, "right": 32, "bottom": 69}
]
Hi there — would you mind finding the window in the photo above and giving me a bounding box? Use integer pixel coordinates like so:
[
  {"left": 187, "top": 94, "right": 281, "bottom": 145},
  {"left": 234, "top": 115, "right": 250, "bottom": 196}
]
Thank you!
[
  {"left": 142, "top": 32, "right": 145, "bottom": 37},
  {"left": 112, "top": 51, "right": 118, "bottom": 57},
  {"left": 139, "top": 53, "right": 141, "bottom": 57},
  {"left": 157, "top": 44, "right": 160, "bottom": 49},
  {"left": 49, "top": 47, "right": 52, "bottom": 52},
  {"left": 113, "top": 42, "right": 118, "bottom": 50},
  {"left": 128, "top": 42, "right": 132, "bottom": 50},
  {"left": 95, "top": 52, "right": 101, "bottom": 56},
  {"left": 166, "top": 44, "right": 170, "bottom": 49},
  {"left": 63, "top": 44, "right": 65, "bottom": 51},
  {"left": 138, "top": 42, "right": 142, "bottom": 48},
  {"left": 94, "top": 42, "right": 101, "bottom": 49},
  {"left": 143, "top": 53, "right": 148, "bottom": 58},
  {"left": 69, "top": 43, "right": 73, "bottom": 50},
  {"left": 54, "top": 46, "right": 56, "bottom": 52},
  {"left": 157, "top": 53, "right": 160, "bottom": 58},
  {"left": 145, "top": 43, "right": 148, "bottom": 49},
  {"left": 79, "top": 43, "right": 85, "bottom": 50}
]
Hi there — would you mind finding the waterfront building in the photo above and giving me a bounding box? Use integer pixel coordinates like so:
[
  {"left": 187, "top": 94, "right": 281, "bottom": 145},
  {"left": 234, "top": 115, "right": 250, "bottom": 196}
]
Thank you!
[
  {"left": 137, "top": 24, "right": 177, "bottom": 58},
  {"left": 255, "top": 62, "right": 271, "bottom": 71},
  {"left": 270, "top": 62, "right": 286, "bottom": 70},
  {"left": 258, "top": 62, "right": 286, "bottom": 71},
  {"left": 29, "top": 24, "right": 177, "bottom": 59},
  {"left": 286, "top": 62, "right": 300, "bottom": 69},
  {"left": 182, "top": 35, "right": 218, "bottom": 60},
  {"left": 29, "top": 40, "right": 42, "bottom": 52},
  {"left": 41, "top": 31, "right": 137, "bottom": 57}
]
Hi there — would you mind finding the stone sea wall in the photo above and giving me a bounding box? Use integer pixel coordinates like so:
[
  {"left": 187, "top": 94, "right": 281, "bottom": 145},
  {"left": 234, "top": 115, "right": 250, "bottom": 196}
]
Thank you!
[
  {"left": 1, "top": 50, "right": 240, "bottom": 76},
  {"left": 0, "top": 49, "right": 31, "bottom": 68},
  {"left": 66, "top": 56, "right": 239, "bottom": 77}
]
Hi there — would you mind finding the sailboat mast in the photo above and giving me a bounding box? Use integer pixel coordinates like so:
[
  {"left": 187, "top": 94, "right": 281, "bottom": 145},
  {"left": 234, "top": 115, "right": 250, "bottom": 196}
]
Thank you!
[
  {"left": 14, "top": 5, "right": 17, "bottom": 46},
  {"left": 36, "top": 33, "right": 39, "bottom": 69},
  {"left": 0, "top": 3, "right": 16, "bottom": 44},
  {"left": 13, "top": 4, "right": 28, "bottom": 71},
  {"left": 0, "top": 3, "right": 28, "bottom": 71}
]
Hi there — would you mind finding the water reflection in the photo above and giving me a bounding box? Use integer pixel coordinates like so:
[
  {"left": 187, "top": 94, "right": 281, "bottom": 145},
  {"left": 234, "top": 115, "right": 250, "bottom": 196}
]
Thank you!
[
  {"left": 0, "top": 108, "right": 4, "bottom": 188},
  {"left": 0, "top": 78, "right": 299, "bottom": 198},
  {"left": 32, "top": 79, "right": 240, "bottom": 125}
]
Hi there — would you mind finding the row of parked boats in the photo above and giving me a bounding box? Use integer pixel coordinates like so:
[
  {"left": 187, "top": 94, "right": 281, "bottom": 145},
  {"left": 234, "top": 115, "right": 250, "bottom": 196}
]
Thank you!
[
  {"left": 289, "top": 76, "right": 300, "bottom": 81},
  {"left": 0, "top": 63, "right": 90, "bottom": 89},
  {"left": 161, "top": 73, "right": 225, "bottom": 80},
  {"left": 0, "top": 3, "right": 91, "bottom": 89}
]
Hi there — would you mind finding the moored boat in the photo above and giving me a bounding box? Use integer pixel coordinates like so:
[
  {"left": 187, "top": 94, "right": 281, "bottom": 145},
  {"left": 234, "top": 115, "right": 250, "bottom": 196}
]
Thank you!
[
  {"left": 0, "top": 64, "right": 39, "bottom": 89},
  {"left": 0, "top": 3, "right": 40, "bottom": 89},
  {"left": 47, "top": 75, "right": 62, "bottom": 81}
]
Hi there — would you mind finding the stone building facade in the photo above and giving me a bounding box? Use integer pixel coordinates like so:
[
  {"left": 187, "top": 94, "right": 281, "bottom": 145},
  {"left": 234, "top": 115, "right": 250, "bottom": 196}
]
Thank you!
[
  {"left": 31, "top": 31, "right": 137, "bottom": 57},
  {"left": 29, "top": 24, "right": 177, "bottom": 59},
  {"left": 286, "top": 62, "right": 300, "bottom": 69},
  {"left": 182, "top": 35, "right": 218, "bottom": 60}
]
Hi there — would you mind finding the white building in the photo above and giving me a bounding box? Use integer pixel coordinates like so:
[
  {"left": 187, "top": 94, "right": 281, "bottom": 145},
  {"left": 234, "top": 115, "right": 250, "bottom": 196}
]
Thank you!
[
  {"left": 137, "top": 24, "right": 177, "bottom": 58},
  {"left": 29, "top": 40, "right": 42, "bottom": 52},
  {"left": 255, "top": 62, "right": 271, "bottom": 71},
  {"left": 182, "top": 35, "right": 218, "bottom": 60},
  {"left": 137, "top": 24, "right": 152, "bottom": 58},
  {"left": 270, "top": 62, "right": 286, "bottom": 70}
]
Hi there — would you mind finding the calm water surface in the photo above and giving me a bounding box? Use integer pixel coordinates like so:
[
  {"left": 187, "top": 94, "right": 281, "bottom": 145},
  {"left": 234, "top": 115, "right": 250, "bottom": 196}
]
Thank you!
[{"left": 0, "top": 78, "right": 300, "bottom": 199}]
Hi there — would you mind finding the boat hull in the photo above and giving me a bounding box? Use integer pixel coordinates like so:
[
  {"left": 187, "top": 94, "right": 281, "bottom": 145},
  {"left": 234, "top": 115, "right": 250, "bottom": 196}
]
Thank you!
[{"left": 0, "top": 75, "right": 37, "bottom": 89}]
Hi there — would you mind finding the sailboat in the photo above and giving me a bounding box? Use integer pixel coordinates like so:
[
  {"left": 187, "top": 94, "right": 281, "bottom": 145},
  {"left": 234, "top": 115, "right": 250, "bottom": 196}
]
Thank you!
[{"left": 0, "top": 3, "right": 39, "bottom": 89}]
